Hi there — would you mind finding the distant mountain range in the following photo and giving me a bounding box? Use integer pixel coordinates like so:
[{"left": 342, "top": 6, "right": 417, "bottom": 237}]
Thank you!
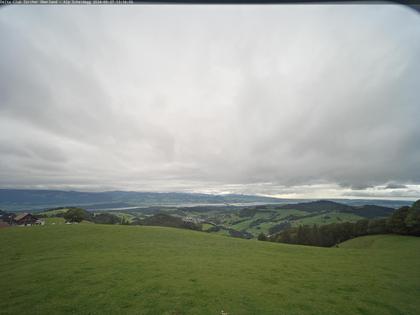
[
  {"left": 0, "top": 189, "right": 413, "bottom": 211},
  {"left": 0, "top": 189, "right": 284, "bottom": 211}
]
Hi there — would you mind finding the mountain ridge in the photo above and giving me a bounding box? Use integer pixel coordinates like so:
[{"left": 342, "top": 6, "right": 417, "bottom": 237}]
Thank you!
[
  {"left": 0, "top": 189, "right": 413, "bottom": 211},
  {"left": 0, "top": 189, "right": 284, "bottom": 211}
]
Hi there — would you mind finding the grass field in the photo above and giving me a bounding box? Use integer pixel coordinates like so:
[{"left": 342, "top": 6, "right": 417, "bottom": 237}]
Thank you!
[
  {"left": 0, "top": 225, "right": 419, "bottom": 315},
  {"left": 43, "top": 217, "right": 65, "bottom": 224},
  {"left": 291, "top": 211, "right": 364, "bottom": 226},
  {"left": 42, "top": 217, "right": 92, "bottom": 225},
  {"left": 339, "top": 234, "right": 420, "bottom": 250}
]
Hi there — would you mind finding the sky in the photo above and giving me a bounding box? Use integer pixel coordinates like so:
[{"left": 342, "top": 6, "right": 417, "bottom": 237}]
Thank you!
[{"left": 0, "top": 4, "right": 419, "bottom": 200}]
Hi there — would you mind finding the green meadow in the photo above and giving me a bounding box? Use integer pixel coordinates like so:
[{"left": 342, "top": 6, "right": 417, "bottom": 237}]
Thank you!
[{"left": 1, "top": 225, "right": 419, "bottom": 315}]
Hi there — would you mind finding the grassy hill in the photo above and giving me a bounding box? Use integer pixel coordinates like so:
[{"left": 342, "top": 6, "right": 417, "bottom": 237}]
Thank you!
[
  {"left": 339, "top": 234, "right": 420, "bottom": 250},
  {"left": 1, "top": 226, "right": 419, "bottom": 315}
]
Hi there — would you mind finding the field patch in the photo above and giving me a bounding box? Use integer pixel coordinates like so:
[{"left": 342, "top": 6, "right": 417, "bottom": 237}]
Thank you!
[{"left": 0, "top": 225, "right": 419, "bottom": 315}]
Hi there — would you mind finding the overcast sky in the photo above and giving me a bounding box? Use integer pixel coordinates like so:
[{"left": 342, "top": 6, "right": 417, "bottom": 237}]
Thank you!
[{"left": 0, "top": 4, "right": 419, "bottom": 199}]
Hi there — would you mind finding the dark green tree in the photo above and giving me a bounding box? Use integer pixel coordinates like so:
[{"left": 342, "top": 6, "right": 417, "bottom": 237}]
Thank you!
[
  {"left": 296, "top": 225, "right": 312, "bottom": 245},
  {"left": 412, "top": 200, "right": 420, "bottom": 211},
  {"left": 405, "top": 200, "right": 420, "bottom": 236},
  {"left": 257, "top": 232, "right": 267, "bottom": 241},
  {"left": 367, "top": 218, "right": 388, "bottom": 235},
  {"left": 387, "top": 206, "right": 410, "bottom": 234},
  {"left": 120, "top": 217, "right": 130, "bottom": 225},
  {"left": 64, "top": 208, "right": 90, "bottom": 223},
  {"left": 280, "top": 229, "right": 292, "bottom": 243},
  {"left": 310, "top": 224, "right": 320, "bottom": 246},
  {"left": 92, "top": 213, "right": 120, "bottom": 225},
  {"left": 353, "top": 219, "right": 369, "bottom": 236}
]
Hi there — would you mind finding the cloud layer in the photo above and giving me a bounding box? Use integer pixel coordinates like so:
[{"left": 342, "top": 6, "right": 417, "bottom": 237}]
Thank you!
[{"left": 1, "top": 5, "right": 419, "bottom": 199}]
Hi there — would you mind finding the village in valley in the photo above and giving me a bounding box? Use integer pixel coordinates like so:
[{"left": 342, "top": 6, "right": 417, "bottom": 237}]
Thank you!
[{"left": 1, "top": 198, "right": 418, "bottom": 244}]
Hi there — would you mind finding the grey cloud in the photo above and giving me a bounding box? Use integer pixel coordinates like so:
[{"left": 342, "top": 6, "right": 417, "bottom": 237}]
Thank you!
[
  {"left": 0, "top": 5, "right": 419, "bottom": 199},
  {"left": 342, "top": 188, "right": 420, "bottom": 199},
  {"left": 385, "top": 183, "right": 408, "bottom": 189}
]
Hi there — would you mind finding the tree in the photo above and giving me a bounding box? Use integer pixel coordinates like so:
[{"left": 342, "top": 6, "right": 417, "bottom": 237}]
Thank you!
[
  {"left": 404, "top": 200, "right": 420, "bottom": 236},
  {"left": 296, "top": 225, "right": 312, "bottom": 245},
  {"left": 120, "top": 217, "right": 130, "bottom": 225},
  {"left": 412, "top": 200, "right": 420, "bottom": 211},
  {"left": 279, "top": 229, "right": 292, "bottom": 243},
  {"left": 257, "top": 232, "right": 267, "bottom": 241},
  {"left": 353, "top": 219, "right": 369, "bottom": 236},
  {"left": 92, "top": 213, "right": 120, "bottom": 225},
  {"left": 64, "top": 208, "right": 90, "bottom": 223},
  {"left": 310, "top": 224, "right": 320, "bottom": 246},
  {"left": 319, "top": 224, "right": 335, "bottom": 247},
  {"left": 387, "top": 206, "right": 410, "bottom": 234},
  {"left": 367, "top": 218, "right": 388, "bottom": 235}
]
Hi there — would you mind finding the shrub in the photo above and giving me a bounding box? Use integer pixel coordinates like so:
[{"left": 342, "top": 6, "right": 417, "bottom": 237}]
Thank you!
[{"left": 64, "top": 208, "right": 91, "bottom": 223}]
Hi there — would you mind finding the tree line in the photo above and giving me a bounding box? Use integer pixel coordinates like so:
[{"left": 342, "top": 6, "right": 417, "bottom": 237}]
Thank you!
[
  {"left": 258, "top": 199, "right": 420, "bottom": 247},
  {"left": 62, "top": 208, "right": 128, "bottom": 225},
  {"left": 62, "top": 208, "right": 200, "bottom": 230}
]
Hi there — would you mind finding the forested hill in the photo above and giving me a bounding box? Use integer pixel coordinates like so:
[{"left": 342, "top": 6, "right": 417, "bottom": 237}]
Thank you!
[
  {"left": 278, "top": 200, "right": 353, "bottom": 212},
  {"left": 278, "top": 200, "right": 395, "bottom": 217}
]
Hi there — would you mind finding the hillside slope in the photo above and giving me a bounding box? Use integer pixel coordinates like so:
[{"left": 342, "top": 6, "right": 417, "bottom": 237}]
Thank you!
[
  {"left": 278, "top": 200, "right": 395, "bottom": 218},
  {"left": 339, "top": 234, "right": 420, "bottom": 250},
  {"left": 0, "top": 226, "right": 419, "bottom": 315}
]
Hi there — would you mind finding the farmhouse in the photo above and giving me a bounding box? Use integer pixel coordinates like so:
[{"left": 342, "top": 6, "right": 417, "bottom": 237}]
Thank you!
[{"left": 13, "top": 213, "right": 40, "bottom": 226}]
